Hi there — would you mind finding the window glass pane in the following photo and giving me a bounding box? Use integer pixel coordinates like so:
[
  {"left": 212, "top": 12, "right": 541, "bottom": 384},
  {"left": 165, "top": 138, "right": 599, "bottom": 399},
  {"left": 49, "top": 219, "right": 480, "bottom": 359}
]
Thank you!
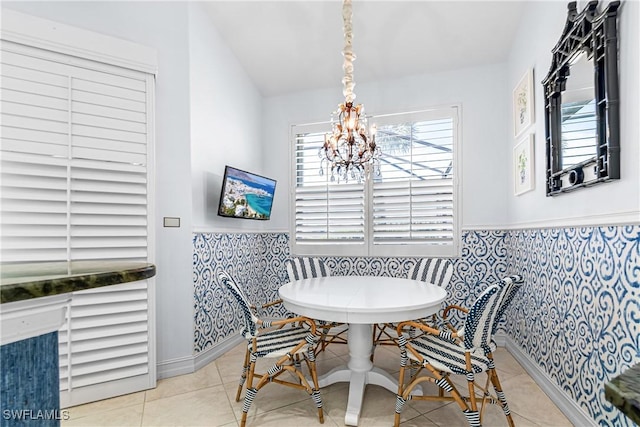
[{"left": 375, "top": 118, "right": 453, "bottom": 183}]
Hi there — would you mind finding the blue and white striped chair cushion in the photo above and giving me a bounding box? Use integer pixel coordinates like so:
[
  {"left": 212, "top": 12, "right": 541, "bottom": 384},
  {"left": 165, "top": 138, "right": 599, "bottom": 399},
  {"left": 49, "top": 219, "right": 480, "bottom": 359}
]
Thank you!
[
  {"left": 408, "top": 258, "right": 453, "bottom": 287},
  {"left": 286, "top": 257, "right": 331, "bottom": 281},
  {"left": 253, "top": 326, "right": 316, "bottom": 358},
  {"left": 407, "top": 333, "right": 491, "bottom": 375}
]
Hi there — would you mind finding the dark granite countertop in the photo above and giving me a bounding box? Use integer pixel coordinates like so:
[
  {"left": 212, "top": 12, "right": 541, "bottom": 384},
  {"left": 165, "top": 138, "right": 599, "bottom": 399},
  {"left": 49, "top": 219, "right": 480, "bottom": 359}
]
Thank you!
[
  {"left": 605, "top": 363, "right": 640, "bottom": 425},
  {"left": 0, "top": 261, "right": 156, "bottom": 304}
]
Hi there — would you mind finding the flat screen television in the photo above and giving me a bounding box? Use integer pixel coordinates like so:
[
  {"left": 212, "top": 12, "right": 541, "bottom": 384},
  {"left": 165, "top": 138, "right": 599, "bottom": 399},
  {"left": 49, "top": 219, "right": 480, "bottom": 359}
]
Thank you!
[{"left": 218, "top": 166, "right": 276, "bottom": 220}]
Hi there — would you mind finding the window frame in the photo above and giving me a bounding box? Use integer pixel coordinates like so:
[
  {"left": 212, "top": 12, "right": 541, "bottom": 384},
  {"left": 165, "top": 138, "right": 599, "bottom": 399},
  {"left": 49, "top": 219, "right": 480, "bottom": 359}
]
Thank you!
[{"left": 290, "top": 105, "right": 461, "bottom": 258}]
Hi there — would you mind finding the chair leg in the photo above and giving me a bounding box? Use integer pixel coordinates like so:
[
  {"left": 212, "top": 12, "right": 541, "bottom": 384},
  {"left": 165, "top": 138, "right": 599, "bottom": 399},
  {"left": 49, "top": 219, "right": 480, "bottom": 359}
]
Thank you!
[
  {"left": 394, "top": 394, "right": 405, "bottom": 427},
  {"left": 393, "top": 345, "right": 410, "bottom": 427},
  {"left": 236, "top": 347, "right": 250, "bottom": 402},
  {"left": 463, "top": 354, "right": 481, "bottom": 427},
  {"left": 307, "top": 344, "right": 324, "bottom": 424},
  {"left": 240, "top": 387, "right": 256, "bottom": 427},
  {"left": 240, "top": 353, "right": 258, "bottom": 427},
  {"left": 487, "top": 364, "right": 515, "bottom": 427}
]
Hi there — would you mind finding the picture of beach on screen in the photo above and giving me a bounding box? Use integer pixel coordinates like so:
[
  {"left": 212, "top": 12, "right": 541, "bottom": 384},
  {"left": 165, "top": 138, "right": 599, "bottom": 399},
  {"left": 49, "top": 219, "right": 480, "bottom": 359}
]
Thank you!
[{"left": 218, "top": 166, "right": 276, "bottom": 220}]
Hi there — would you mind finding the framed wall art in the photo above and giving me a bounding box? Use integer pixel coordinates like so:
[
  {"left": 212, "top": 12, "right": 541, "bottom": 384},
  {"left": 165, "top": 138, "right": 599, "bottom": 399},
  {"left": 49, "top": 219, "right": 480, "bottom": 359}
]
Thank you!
[
  {"left": 513, "top": 68, "right": 535, "bottom": 138},
  {"left": 514, "top": 133, "right": 535, "bottom": 196}
]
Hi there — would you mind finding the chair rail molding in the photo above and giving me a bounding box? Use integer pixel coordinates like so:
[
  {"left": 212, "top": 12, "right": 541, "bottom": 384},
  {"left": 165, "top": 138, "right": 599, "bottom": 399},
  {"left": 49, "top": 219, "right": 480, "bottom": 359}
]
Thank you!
[{"left": 465, "top": 209, "right": 640, "bottom": 231}]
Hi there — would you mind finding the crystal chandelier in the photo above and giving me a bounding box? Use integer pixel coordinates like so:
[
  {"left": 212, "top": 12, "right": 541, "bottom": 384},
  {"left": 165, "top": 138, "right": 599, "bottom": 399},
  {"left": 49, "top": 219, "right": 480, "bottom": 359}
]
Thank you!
[{"left": 319, "top": 0, "right": 381, "bottom": 183}]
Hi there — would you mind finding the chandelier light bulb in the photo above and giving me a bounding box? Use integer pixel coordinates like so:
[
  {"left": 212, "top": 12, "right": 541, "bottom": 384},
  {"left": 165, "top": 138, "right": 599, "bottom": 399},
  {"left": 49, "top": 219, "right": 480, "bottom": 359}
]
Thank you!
[{"left": 346, "top": 115, "right": 356, "bottom": 131}]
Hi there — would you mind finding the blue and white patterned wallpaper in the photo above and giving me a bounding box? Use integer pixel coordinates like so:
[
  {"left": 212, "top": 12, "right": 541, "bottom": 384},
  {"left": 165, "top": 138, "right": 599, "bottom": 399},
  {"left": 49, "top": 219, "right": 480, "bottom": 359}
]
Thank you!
[
  {"left": 192, "top": 226, "right": 639, "bottom": 426},
  {"left": 193, "top": 233, "right": 284, "bottom": 352},
  {"left": 504, "top": 226, "right": 639, "bottom": 426},
  {"left": 193, "top": 230, "right": 508, "bottom": 350}
]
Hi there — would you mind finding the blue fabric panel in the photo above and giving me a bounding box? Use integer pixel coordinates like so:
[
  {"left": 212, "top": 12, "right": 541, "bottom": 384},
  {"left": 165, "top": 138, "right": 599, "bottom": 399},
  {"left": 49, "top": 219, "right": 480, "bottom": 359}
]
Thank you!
[{"left": 1, "top": 332, "right": 60, "bottom": 427}]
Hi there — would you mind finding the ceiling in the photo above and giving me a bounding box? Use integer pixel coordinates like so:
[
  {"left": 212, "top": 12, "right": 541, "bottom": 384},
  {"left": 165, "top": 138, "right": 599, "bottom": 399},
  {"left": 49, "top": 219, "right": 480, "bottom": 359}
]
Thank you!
[{"left": 202, "top": 1, "right": 527, "bottom": 98}]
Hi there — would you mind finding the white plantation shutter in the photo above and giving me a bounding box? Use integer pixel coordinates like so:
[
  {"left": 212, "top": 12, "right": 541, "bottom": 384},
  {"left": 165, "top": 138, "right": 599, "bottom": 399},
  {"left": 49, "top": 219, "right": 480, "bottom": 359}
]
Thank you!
[
  {"left": 0, "top": 39, "right": 155, "bottom": 407},
  {"left": 291, "top": 107, "right": 459, "bottom": 257},
  {"left": 372, "top": 179, "right": 454, "bottom": 242},
  {"left": 292, "top": 124, "right": 366, "bottom": 256},
  {"left": 370, "top": 109, "right": 459, "bottom": 256},
  {"left": 58, "top": 282, "right": 149, "bottom": 393}
]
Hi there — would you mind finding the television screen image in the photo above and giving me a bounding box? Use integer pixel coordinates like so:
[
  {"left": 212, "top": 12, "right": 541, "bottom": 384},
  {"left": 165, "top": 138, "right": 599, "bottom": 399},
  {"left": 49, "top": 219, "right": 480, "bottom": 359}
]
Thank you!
[{"left": 218, "top": 166, "right": 276, "bottom": 220}]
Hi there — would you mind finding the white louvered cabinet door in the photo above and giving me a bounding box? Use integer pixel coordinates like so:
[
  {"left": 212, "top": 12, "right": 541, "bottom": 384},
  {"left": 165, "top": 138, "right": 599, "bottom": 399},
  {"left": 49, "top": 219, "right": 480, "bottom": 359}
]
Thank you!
[
  {"left": 0, "top": 40, "right": 155, "bottom": 407},
  {"left": 58, "top": 282, "right": 150, "bottom": 407}
]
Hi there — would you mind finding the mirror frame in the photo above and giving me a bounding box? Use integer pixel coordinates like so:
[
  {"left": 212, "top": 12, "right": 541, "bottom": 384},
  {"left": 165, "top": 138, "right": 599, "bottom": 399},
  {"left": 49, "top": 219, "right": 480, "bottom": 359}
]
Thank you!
[{"left": 542, "top": 1, "right": 620, "bottom": 196}]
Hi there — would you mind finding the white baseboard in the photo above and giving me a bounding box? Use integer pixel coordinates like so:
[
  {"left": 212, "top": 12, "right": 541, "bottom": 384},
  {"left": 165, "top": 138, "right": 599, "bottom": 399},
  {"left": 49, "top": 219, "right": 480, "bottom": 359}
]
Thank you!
[
  {"left": 156, "top": 334, "right": 244, "bottom": 379},
  {"left": 194, "top": 334, "right": 245, "bottom": 371},
  {"left": 503, "top": 335, "right": 596, "bottom": 427},
  {"left": 493, "top": 332, "right": 507, "bottom": 347},
  {"left": 156, "top": 354, "right": 195, "bottom": 380}
]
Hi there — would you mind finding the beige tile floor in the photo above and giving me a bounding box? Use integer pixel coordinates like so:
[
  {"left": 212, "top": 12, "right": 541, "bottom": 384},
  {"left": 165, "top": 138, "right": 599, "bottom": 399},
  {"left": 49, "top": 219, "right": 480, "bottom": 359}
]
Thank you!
[{"left": 62, "top": 342, "right": 572, "bottom": 427}]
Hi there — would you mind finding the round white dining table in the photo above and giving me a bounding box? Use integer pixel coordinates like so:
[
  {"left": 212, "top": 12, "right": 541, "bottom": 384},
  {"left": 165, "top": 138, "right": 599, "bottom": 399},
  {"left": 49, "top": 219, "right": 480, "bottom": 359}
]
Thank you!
[{"left": 279, "top": 275, "right": 447, "bottom": 426}]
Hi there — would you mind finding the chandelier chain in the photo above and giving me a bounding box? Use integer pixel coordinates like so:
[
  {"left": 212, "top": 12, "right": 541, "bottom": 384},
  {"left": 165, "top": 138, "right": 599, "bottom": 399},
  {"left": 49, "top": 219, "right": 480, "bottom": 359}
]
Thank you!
[{"left": 342, "top": 0, "right": 355, "bottom": 103}]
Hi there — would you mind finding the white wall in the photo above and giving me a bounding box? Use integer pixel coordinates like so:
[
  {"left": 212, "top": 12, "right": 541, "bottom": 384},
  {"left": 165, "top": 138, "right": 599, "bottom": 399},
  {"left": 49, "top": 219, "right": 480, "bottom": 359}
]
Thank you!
[
  {"left": 506, "top": 0, "right": 640, "bottom": 227},
  {"left": 3, "top": 1, "right": 196, "bottom": 367},
  {"left": 262, "top": 63, "right": 511, "bottom": 232},
  {"left": 188, "top": 3, "right": 264, "bottom": 232}
]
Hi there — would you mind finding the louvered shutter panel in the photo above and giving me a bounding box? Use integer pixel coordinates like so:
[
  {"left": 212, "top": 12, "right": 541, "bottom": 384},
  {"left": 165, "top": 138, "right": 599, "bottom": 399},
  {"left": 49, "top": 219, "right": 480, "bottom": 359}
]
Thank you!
[
  {"left": 69, "top": 68, "right": 149, "bottom": 262},
  {"left": 0, "top": 46, "right": 70, "bottom": 263},
  {"left": 59, "top": 282, "right": 148, "bottom": 388},
  {"left": 371, "top": 112, "right": 458, "bottom": 256},
  {"left": 0, "top": 40, "right": 154, "bottom": 407},
  {"left": 292, "top": 125, "right": 366, "bottom": 255}
]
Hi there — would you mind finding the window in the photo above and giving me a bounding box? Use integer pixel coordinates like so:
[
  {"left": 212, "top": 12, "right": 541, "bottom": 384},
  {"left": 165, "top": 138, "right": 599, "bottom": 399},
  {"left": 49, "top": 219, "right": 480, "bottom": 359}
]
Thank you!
[{"left": 291, "top": 106, "right": 460, "bottom": 257}]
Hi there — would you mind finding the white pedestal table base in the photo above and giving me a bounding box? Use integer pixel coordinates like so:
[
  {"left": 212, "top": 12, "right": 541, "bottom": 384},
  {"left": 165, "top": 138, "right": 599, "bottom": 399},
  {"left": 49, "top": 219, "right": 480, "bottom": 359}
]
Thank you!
[{"left": 317, "top": 323, "right": 399, "bottom": 426}]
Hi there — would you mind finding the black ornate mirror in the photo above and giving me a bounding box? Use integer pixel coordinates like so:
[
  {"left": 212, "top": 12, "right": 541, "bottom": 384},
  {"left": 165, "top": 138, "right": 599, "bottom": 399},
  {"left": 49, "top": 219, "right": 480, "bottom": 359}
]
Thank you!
[{"left": 543, "top": 1, "right": 620, "bottom": 196}]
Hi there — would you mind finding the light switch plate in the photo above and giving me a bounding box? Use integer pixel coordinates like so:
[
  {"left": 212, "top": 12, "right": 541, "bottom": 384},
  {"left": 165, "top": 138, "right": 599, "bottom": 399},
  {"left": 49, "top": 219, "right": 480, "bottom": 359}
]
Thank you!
[{"left": 163, "top": 217, "right": 180, "bottom": 227}]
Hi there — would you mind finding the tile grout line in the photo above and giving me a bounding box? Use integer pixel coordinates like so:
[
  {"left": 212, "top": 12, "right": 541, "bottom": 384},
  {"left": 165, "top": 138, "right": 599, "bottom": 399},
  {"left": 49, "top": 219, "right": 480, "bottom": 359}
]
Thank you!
[
  {"left": 215, "top": 357, "right": 241, "bottom": 426},
  {"left": 139, "top": 390, "right": 146, "bottom": 427}
]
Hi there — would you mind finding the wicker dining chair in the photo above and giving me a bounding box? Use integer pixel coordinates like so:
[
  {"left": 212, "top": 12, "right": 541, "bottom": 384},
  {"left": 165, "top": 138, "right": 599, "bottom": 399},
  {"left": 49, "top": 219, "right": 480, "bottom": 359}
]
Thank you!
[
  {"left": 442, "top": 274, "right": 524, "bottom": 339},
  {"left": 393, "top": 275, "right": 524, "bottom": 427},
  {"left": 219, "top": 271, "right": 324, "bottom": 427},
  {"left": 373, "top": 258, "right": 454, "bottom": 347},
  {"left": 286, "top": 257, "right": 348, "bottom": 355},
  {"left": 251, "top": 257, "right": 330, "bottom": 313}
]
